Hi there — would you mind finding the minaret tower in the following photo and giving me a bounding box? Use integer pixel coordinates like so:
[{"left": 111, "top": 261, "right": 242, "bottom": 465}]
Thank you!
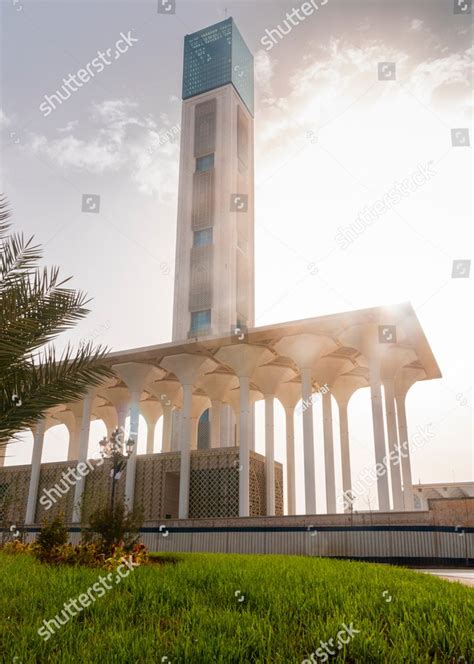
[{"left": 172, "top": 18, "right": 255, "bottom": 341}]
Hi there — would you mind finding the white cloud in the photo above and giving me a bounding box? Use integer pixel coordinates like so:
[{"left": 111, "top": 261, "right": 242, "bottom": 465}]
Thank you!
[
  {"left": 289, "top": 38, "right": 407, "bottom": 98},
  {"left": 255, "top": 49, "right": 276, "bottom": 95},
  {"left": 253, "top": 39, "right": 410, "bottom": 174},
  {"left": 57, "top": 120, "right": 78, "bottom": 133},
  {"left": 30, "top": 133, "right": 124, "bottom": 172},
  {"left": 254, "top": 37, "right": 472, "bottom": 169},
  {"left": 411, "top": 19, "right": 424, "bottom": 31},
  {"left": 409, "top": 46, "right": 473, "bottom": 103},
  {"left": 0, "top": 109, "right": 12, "bottom": 130},
  {"left": 27, "top": 99, "right": 180, "bottom": 198},
  {"left": 131, "top": 145, "right": 179, "bottom": 199}
]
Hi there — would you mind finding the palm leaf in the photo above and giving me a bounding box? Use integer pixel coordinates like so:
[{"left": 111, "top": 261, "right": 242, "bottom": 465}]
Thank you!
[{"left": 0, "top": 195, "right": 114, "bottom": 446}]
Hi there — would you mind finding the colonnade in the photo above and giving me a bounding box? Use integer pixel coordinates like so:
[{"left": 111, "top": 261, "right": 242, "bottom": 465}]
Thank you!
[{"left": 2, "top": 325, "right": 425, "bottom": 524}]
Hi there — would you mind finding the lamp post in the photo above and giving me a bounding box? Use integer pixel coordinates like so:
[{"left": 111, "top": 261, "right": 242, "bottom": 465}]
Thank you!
[{"left": 99, "top": 428, "right": 135, "bottom": 512}]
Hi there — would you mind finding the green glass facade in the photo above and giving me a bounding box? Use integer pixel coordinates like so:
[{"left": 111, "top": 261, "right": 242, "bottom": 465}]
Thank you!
[{"left": 182, "top": 18, "right": 254, "bottom": 116}]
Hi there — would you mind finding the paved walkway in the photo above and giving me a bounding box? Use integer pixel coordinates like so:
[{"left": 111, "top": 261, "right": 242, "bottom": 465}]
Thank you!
[{"left": 414, "top": 568, "right": 474, "bottom": 587}]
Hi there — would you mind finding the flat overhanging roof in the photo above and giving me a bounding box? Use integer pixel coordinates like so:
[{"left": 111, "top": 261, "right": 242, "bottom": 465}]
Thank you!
[{"left": 102, "top": 302, "right": 441, "bottom": 386}]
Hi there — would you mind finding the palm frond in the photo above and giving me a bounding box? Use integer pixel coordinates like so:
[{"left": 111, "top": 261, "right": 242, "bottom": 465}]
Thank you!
[
  {"left": 0, "top": 194, "right": 114, "bottom": 445},
  {"left": 0, "top": 232, "right": 42, "bottom": 288},
  {"left": 0, "top": 195, "right": 10, "bottom": 239},
  {"left": 0, "top": 266, "right": 92, "bottom": 370},
  {"left": 0, "top": 341, "right": 113, "bottom": 443}
]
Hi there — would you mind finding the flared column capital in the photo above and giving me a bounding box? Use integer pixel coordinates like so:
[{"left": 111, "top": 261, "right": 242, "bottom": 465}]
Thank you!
[
  {"left": 160, "top": 353, "right": 217, "bottom": 386},
  {"left": 215, "top": 344, "right": 273, "bottom": 378},
  {"left": 253, "top": 360, "right": 295, "bottom": 396},
  {"left": 274, "top": 333, "right": 336, "bottom": 370}
]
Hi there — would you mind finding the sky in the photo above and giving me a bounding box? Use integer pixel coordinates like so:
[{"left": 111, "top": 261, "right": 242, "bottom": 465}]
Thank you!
[{"left": 1, "top": 0, "right": 472, "bottom": 513}]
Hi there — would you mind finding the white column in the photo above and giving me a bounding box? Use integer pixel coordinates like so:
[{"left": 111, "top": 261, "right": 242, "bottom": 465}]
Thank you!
[
  {"left": 67, "top": 415, "right": 81, "bottom": 461},
  {"left": 239, "top": 376, "right": 250, "bottom": 517},
  {"left": 25, "top": 420, "right": 46, "bottom": 525},
  {"left": 284, "top": 406, "right": 296, "bottom": 515},
  {"left": 124, "top": 390, "right": 140, "bottom": 509},
  {"left": 301, "top": 367, "right": 316, "bottom": 514},
  {"left": 72, "top": 394, "right": 93, "bottom": 523},
  {"left": 0, "top": 442, "right": 6, "bottom": 467},
  {"left": 223, "top": 403, "right": 237, "bottom": 448},
  {"left": 179, "top": 384, "right": 192, "bottom": 519},
  {"left": 146, "top": 420, "right": 155, "bottom": 454},
  {"left": 161, "top": 406, "right": 173, "bottom": 452},
  {"left": 383, "top": 379, "right": 403, "bottom": 510},
  {"left": 235, "top": 412, "right": 240, "bottom": 447},
  {"left": 264, "top": 395, "right": 275, "bottom": 516},
  {"left": 116, "top": 406, "right": 127, "bottom": 437},
  {"left": 322, "top": 392, "right": 336, "bottom": 514},
  {"left": 113, "top": 363, "right": 166, "bottom": 509},
  {"left": 140, "top": 402, "right": 161, "bottom": 456},
  {"left": 171, "top": 410, "right": 182, "bottom": 452},
  {"left": 369, "top": 357, "right": 390, "bottom": 511},
  {"left": 395, "top": 394, "right": 414, "bottom": 510},
  {"left": 249, "top": 402, "right": 256, "bottom": 452},
  {"left": 214, "top": 345, "right": 273, "bottom": 516},
  {"left": 210, "top": 400, "right": 222, "bottom": 448},
  {"left": 102, "top": 387, "right": 130, "bottom": 446},
  {"left": 338, "top": 401, "right": 352, "bottom": 512}
]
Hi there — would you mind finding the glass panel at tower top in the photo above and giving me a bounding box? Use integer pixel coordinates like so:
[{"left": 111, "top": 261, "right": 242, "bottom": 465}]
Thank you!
[{"left": 182, "top": 18, "right": 254, "bottom": 116}]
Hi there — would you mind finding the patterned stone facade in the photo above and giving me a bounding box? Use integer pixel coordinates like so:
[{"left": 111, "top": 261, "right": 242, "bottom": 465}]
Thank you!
[
  {"left": 0, "top": 464, "right": 30, "bottom": 526},
  {"left": 0, "top": 448, "right": 283, "bottom": 525},
  {"left": 249, "top": 452, "right": 284, "bottom": 517}
]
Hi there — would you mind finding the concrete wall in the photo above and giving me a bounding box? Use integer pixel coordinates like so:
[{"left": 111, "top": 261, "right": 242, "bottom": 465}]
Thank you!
[
  {"left": 7, "top": 498, "right": 473, "bottom": 565},
  {"left": 139, "top": 524, "right": 473, "bottom": 564},
  {"left": 15, "top": 522, "right": 473, "bottom": 566}
]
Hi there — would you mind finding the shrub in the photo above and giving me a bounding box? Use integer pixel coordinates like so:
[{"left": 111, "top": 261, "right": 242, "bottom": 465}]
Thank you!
[
  {"left": 1, "top": 539, "right": 31, "bottom": 555},
  {"left": 31, "top": 541, "right": 100, "bottom": 566},
  {"left": 103, "top": 543, "right": 148, "bottom": 571},
  {"left": 30, "top": 541, "right": 147, "bottom": 569},
  {"left": 83, "top": 502, "right": 144, "bottom": 554},
  {"left": 34, "top": 514, "right": 68, "bottom": 563},
  {"left": 2, "top": 508, "right": 148, "bottom": 569}
]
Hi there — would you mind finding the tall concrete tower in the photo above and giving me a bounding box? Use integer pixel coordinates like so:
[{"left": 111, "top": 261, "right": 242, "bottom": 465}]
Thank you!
[{"left": 172, "top": 18, "right": 255, "bottom": 342}]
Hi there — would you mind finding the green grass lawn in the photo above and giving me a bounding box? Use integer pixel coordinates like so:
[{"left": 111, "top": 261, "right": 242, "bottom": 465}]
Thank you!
[{"left": 1, "top": 552, "right": 472, "bottom": 663}]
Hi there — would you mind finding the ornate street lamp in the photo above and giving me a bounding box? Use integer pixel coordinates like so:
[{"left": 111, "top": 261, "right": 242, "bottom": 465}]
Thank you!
[{"left": 98, "top": 427, "right": 135, "bottom": 512}]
